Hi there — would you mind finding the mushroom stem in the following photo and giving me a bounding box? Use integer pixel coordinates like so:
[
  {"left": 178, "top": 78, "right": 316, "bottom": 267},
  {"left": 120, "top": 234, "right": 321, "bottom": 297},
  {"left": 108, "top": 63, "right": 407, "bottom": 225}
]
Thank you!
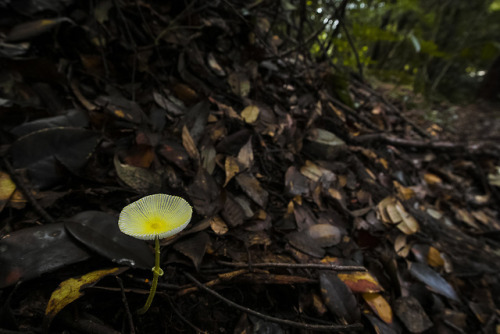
[{"left": 137, "top": 236, "right": 163, "bottom": 314}]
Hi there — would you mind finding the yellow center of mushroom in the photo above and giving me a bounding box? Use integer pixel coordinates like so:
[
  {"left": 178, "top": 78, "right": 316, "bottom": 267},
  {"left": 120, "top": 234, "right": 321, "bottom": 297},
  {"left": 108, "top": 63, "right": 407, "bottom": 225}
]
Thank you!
[{"left": 147, "top": 217, "right": 164, "bottom": 232}]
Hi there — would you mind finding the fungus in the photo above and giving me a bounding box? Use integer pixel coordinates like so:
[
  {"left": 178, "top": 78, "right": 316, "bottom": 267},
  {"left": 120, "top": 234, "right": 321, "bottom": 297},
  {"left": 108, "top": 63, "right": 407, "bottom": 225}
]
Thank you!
[{"left": 118, "top": 194, "right": 192, "bottom": 314}]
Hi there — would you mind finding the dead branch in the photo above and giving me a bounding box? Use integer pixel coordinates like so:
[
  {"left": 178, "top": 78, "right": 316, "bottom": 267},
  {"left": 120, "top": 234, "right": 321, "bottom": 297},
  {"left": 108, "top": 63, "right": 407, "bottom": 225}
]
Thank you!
[{"left": 183, "top": 271, "right": 364, "bottom": 332}]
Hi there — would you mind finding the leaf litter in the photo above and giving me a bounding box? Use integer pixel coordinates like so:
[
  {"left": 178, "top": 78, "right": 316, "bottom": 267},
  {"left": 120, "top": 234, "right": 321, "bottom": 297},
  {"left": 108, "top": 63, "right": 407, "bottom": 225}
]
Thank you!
[{"left": 0, "top": 1, "right": 499, "bottom": 333}]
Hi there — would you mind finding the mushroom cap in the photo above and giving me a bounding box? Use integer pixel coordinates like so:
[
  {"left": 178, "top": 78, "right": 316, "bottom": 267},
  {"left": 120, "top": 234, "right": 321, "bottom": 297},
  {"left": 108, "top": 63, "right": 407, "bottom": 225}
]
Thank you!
[{"left": 118, "top": 194, "right": 192, "bottom": 240}]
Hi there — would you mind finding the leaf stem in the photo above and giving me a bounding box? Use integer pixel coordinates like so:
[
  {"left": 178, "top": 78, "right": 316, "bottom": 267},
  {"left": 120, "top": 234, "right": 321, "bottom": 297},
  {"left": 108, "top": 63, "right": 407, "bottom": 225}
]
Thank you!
[{"left": 137, "top": 236, "right": 162, "bottom": 314}]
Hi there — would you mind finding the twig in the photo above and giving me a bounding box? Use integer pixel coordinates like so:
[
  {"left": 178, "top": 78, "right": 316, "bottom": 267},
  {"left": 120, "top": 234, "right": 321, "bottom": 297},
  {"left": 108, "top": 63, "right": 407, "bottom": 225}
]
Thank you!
[
  {"left": 351, "top": 133, "right": 500, "bottom": 157},
  {"left": 1, "top": 157, "right": 55, "bottom": 224},
  {"left": 116, "top": 277, "right": 135, "bottom": 334},
  {"left": 351, "top": 79, "right": 431, "bottom": 138},
  {"left": 164, "top": 295, "right": 208, "bottom": 334},
  {"left": 217, "top": 261, "right": 366, "bottom": 272},
  {"left": 183, "top": 272, "right": 364, "bottom": 332}
]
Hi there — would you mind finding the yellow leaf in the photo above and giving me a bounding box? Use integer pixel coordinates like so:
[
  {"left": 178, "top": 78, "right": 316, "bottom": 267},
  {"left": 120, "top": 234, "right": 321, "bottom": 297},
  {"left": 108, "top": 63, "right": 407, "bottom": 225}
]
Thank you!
[
  {"left": 241, "top": 105, "right": 260, "bottom": 124},
  {"left": 362, "top": 293, "right": 393, "bottom": 324},
  {"left": 393, "top": 181, "right": 415, "bottom": 200},
  {"left": 224, "top": 156, "right": 240, "bottom": 187},
  {"left": 0, "top": 171, "right": 16, "bottom": 212},
  {"left": 424, "top": 173, "right": 442, "bottom": 185},
  {"left": 44, "top": 268, "right": 125, "bottom": 329},
  {"left": 427, "top": 246, "right": 444, "bottom": 268}
]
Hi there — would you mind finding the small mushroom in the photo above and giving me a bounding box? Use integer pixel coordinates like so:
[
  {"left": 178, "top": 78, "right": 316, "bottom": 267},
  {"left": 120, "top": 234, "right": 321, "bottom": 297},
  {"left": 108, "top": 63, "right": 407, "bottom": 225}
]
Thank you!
[{"left": 118, "top": 194, "right": 192, "bottom": 314}]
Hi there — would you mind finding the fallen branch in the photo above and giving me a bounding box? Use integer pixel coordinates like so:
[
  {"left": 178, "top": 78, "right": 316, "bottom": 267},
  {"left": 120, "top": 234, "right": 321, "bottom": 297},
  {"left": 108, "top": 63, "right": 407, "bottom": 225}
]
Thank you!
[
  {"left": 217, "top": 261, "right": 366, "bottom": 272},
  {"left": 351, "top": 133, "right": 500, "bottom": 156},
  {"left": 183, "top": 271, "right": 364, "bottom": 332}
]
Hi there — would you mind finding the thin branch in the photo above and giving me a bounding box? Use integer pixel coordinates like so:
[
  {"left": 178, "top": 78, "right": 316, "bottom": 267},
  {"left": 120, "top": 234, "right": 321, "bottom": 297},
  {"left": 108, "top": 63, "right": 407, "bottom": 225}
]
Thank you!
[
  {"left": 2, "top": 157, "right": 55, "bottom": 224},
  {"left": 164, "top": 295, "right": 208, "bottom": 334},
  {"left": 116, "top": 276, "right": 135, "bottom": 334},
  {"left": 351, "top": 133, "right": 500, "bottom": 157},
  {"left": 217, "top": 261, "right": 366, "bottom": 272},
  {"left": 183, "top": 272, "right": 363, "bottom": 332}
]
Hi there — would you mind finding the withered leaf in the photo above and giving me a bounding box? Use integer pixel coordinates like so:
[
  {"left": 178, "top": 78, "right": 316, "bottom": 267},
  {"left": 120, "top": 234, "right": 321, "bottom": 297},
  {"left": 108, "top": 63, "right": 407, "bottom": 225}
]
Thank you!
[
  {"left": 235, "top": 172, "right": 268, "bottom": 207},
  {"left": 221, "top": 193, "right": 245, "bottom": 227},
  {"left": 158, "top": 141, "right": 191, "bottom": 171},
  {"left": 182, "top": 125, "right": 200, "bottom": 160},
  {"left": 394, "top": 296, "right": 433, "bottom": 333},
  {"left": 284, "top": 166, "right": 310, "bottom": 196},
  {"left": 237, "top": 138, "right": 254, "bottom": 170},
  {"left": 362, "top": 293, "right": 393, "bottom": 324},
  {"left": 337, "top": 271, "right": 383, "bottom": 293},
  {"left": 43, "top": 267, "right": 126, "bottom": 330},
  {"left": 224, "top": 156, "right": 240, "bottom": 187},
  {"left": 286, "top": 231, "right": 325, "bottom": 258},
  {"left": 114, "top": 155, "right": 161, "bottom": 194},
  {"left": 187, "top": 168, "right": 222, "bottom": 216},
  {"left": 319, "top": 271, "right": 360, "bottom": 324},
  {"left": 173, "top": 232, "right": 210, "bottom": 271}
]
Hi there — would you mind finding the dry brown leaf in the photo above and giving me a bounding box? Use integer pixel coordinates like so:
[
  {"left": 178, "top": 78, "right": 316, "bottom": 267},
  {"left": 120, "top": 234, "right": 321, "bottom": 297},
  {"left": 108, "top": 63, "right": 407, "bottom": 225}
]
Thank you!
[
  {"left": 235, "top": 173, "right": 268, "bottom": 207},
  {"left": 210, "top": 216, "right": 228, "bottom": 235},
  {"left": 224, "top": 156, "right": 240, "bottom": 187},
  {"left": 424, "top": 173, "right": 442, "bottom": 185},
  {"left": 182, "top": 125, "right": 200, "bottom": 160},
  {"left": 237, "top": 139, "right": 253, "bottom": 170},
  {"left": 394, "top": 234, "right": 411, "bottom": 257}
]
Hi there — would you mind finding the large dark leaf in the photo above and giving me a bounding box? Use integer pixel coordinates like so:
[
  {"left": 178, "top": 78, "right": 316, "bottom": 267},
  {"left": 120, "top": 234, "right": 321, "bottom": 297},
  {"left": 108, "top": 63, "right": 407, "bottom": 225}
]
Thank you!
[
  {"left": 10, "top": 127, "right": 99, "bottom": 189},
  {"left": 65, "top": 211, "right": 154, "bottom": 270},
  {"left": 10, "top": 109, "right": 89, "bottom": 137},
  {"left": 0, "top": 223, "right": 91, "bottom": 288},
  {"left": 409, "top": 262, "right": 459, "bottom": 301},
  {"left": 319, "top": 271, "right": 360, "bottom": 324}
]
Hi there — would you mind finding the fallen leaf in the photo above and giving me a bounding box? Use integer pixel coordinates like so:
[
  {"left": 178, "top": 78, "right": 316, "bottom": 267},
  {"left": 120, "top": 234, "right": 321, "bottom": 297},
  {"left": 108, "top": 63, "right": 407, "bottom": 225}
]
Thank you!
[
  {"left": 114, "top": 155, "right": 161, "bottom": 194},
  {"left": 224, "top": 156, "right": 240, "bottom": 187},
  {"left": 424, "top": 173, "right": 442, "bottom": 185},
  {"left": 237, "top": 138, "right": 254, "bottom": 170},
  {"left": 362, "top": 293, "right": 393, "bottom": 324},
  {"left": 394, "top": 296, "right": 433, "bottom": 333},
  {"left": 0, "top": 223, "right": 91, "bottom": 288},
  {"left": 319, "top": 271, "right": 360, "bottom": 324},
  {"left": 337, "top": 271, "right": 383, "bottom": 293},
  {"left": 235, "top": 172, "right": 268, "bottom": 207},
  {"left": 44, "top": 267, "right": 126, "bottom": 330},
  {"left": 187, "top": 168, "right": 222, "bottom": 216},
  {"left": 173, "top": 232, "right": 210, "bottom": 271},
  {"left": 0, "top": 171, "right": 16, "bottom": 212},
  {"left": 65, "top": 211, "right": 154, "bottom": 269},
  {"left": 210, "top": 216, "right": 228, "bottom": 235},
  {"left": 228, "top": 71, "right": 250, "bottom": 97},
  {"left": 182, "top": 125, "right": 200, "bottom": 160},
  {"left": 409, "top": 262, "right": 459, "bottom": 301},
  {"left": 241, "top": 105, "right": 260, "bottom": 124},
  {"left": 10, "top": 128, "right": 99, "bottom": 189},
  {"left": 427, "top": 246, "right": 445, "bottom": 268}
]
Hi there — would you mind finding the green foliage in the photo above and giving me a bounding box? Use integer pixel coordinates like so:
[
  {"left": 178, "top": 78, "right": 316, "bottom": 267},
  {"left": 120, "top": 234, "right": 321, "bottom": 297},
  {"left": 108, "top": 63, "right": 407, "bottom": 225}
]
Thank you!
[{"left": 301, "top": 0, "right": 500, "bottom": 102}]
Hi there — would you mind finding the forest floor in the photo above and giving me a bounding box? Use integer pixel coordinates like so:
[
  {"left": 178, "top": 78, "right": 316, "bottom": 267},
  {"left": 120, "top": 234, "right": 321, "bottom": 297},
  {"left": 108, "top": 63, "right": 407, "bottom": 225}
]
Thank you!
[{"left": 1, "top": 1, "right": 499, "bottom": 334}]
